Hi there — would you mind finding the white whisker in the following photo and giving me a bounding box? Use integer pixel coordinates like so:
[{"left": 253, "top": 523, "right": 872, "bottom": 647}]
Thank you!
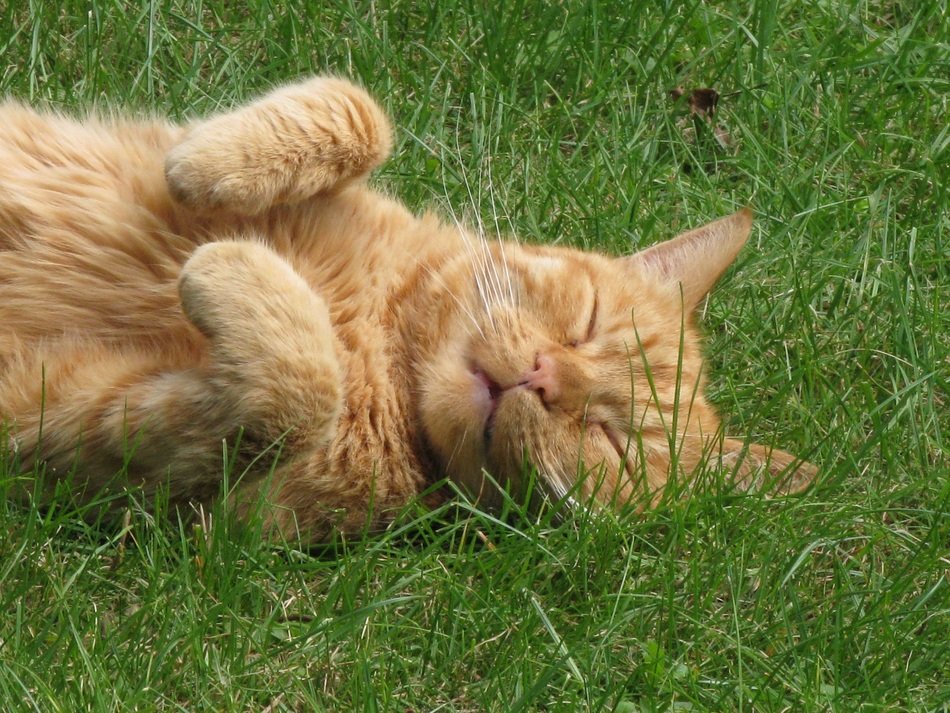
[
  {"left": 534, "top": 448, "right": 571, "bottom": 504},
  {"left": 482, "top": 118, "right": 518, "bottom": 313},
  {"left": 452, "top": 124, "right": 510, "bottom": 323},
  {"left": 452, "top": 215, "right": 498, "bottom": 335},
  {"left": 419, "top": 259, "right": 486, "bottom": 340}
]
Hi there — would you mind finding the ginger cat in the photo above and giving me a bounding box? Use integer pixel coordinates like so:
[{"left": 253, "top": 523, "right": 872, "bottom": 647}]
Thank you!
[{"left": 0, "top": 77, "right": 815, "bottom": 541}]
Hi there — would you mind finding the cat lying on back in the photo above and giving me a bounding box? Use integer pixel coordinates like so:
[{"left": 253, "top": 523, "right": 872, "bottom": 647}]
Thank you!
[{"left": 0, "top": 77, "right": 815, "bottom": 541}]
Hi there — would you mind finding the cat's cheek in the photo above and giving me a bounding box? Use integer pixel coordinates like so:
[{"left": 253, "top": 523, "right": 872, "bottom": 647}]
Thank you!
[
  {"left": 481, "top": 399, "right": 640, "bottom": 505},
  {"left": 438, "top": 362, "right": 496, "bottom": 428}
]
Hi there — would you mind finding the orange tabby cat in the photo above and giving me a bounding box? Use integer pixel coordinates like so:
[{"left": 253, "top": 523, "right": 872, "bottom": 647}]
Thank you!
[{"left": 0, "top": 77, "right": 814, "bottom": 541}]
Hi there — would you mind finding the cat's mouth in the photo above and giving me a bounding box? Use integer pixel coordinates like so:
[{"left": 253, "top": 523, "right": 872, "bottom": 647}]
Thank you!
[{"left": 470, "top": 366, "right": 507, "bottom": 443}]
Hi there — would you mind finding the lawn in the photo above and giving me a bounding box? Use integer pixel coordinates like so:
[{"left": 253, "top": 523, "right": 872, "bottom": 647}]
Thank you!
[{"left": 0, "top": 0, "right": 947, "bottom": 710}]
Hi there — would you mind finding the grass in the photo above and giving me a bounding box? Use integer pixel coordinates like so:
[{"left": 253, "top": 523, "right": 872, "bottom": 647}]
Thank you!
[{"left": 1, "top": 0, "right": 948, "bottom": 710}]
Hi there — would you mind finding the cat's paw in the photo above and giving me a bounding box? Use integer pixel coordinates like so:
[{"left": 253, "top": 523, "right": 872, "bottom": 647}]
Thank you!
[
  {"left": 165, "top": 77, "right": 392, "bottom": 215},
  {"left": 178, "top": 241, "right": 312, "bottom": 339},
  {"left": 178, "top": 240, "right": 339, "bottom": 375},
  {"left": 179, "top": 241, "right": 343, "bottom": 444}
]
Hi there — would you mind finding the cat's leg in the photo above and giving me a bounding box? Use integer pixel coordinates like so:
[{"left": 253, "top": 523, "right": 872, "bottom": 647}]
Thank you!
[
  {"left": 2, "top": 341, "right": 257, "bottom": 504},
  {"left": 165, "top": 77, "right": 392, "bottom": 216},
  {"left": 176, "top": 239, "right": 344, "bottom": 451},
  {"left": 2, "top": 241, "right": 343, "bottom": 506}
]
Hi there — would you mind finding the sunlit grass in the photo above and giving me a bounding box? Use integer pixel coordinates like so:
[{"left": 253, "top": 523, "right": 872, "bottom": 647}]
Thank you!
[{"left": 1, "top": 0, "right": 947, "bottom": 710}]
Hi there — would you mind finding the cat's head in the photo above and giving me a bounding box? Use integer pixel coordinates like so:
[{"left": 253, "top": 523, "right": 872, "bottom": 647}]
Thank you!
[{"left": 416, "top": 209, "right": 816, "bottom": 509}]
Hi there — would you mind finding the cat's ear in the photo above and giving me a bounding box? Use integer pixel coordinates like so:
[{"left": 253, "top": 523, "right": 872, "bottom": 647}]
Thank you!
[
  {"left": 718, "top": 438, "right": 817, "bottom": 495},
  {"left": 628, "top": 208, "right": 753, "bottom": 309}
]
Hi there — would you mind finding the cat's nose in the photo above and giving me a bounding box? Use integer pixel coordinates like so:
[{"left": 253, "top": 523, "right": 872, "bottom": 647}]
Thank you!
[{"left": 519, "top": 353, "right": 559, "bottom": 407}]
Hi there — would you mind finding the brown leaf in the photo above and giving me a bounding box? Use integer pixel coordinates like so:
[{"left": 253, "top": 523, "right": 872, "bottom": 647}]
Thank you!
[
  {"left": 688, "top": 88, "right": 719, "bottom": 118},
  {"left": 668, "top": 86, "right": 733, "bottom": 174}
]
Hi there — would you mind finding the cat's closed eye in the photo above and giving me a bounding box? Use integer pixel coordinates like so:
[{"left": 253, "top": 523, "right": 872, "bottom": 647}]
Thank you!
[
  {"left": 567, "top": 291, "right": 598, "bottom": 348},
  {"left": 584, "top": 292, "right": 599, "bottom": 342}
]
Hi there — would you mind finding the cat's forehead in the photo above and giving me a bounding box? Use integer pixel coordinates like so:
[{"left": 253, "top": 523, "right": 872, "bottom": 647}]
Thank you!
[
  {"left": 523, "top": 254, "right": 567, "bottom": 274},
  {"left": 478, "top": 242, "right": 655, "bottom": 310},
  {"left": 511, "top": 249, "right": 597, "bottom": 299},
  {"left": 512, "top": 246, "right": 675, "bottom": 320},
  {"left": 515, "top": 246, "right": 597, "bottom": 279}
]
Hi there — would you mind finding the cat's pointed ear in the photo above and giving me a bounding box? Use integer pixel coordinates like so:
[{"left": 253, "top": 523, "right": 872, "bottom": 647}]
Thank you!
[
  {"left": 718, "top": 438, "right": 817, "bottom": 495},
  {"left": 628, "top": 208, "right": 753, "bottom": 308}
]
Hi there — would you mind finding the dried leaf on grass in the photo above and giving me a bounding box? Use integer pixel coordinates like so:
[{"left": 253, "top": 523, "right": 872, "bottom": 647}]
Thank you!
[{"left": 669, "top": 86, "right": 734, "bottom": 172}]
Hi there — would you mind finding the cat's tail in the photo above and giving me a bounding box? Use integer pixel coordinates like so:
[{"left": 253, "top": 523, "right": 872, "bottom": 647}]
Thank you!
[{"left": 164, "top": 77, "right": 393, "bottom": 216}]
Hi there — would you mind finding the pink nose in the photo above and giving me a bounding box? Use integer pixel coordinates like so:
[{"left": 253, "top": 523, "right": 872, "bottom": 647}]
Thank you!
[{"left": 520, "top": 353, "right": 559, "bottom": 405}]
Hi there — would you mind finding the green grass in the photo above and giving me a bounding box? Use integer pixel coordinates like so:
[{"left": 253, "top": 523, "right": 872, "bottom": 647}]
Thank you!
[{"left": 1, "top": 0, "right": 948, "bottom": 710}]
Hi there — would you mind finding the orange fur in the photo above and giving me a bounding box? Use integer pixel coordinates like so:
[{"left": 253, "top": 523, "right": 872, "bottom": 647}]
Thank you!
[{"left": 0, "top": 77, "right": 815, "bottom": 540}]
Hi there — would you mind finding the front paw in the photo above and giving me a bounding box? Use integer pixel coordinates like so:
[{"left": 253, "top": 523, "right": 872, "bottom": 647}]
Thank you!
[
  {"left": 178, "top": 241, "right": 343, "bottom": 444},
  {"left": 178, "top": 241, "right": 311, "bottom": 339},
  {"left": 165, "top": 77, "right": 392, "bottom": 215},
  {"left": 164, "top": 126, "right": 269, "bottom": 215}
]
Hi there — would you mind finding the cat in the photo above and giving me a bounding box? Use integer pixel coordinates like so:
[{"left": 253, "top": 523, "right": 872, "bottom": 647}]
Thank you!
[{"left": 0, "top": 77, "right": 815, "bottom": 541}]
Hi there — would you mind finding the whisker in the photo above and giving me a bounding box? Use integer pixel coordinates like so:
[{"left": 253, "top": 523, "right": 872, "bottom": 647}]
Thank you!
[
  {"left": 482, "top": 121, "right": 518, "bottom": 312},
  {"left": 535, "top": 449, "right": 571, "bottom": 503},
  {"left": 419, "top": 259, "right": 486, "bottom": 340},
  {"left": 458, "top": 226, "right": 497, "bottom": 334},
  {"left": 438, "top": 156, "right": 497, "bottom": 335},
  {"left": 453, "top": 126, "right": 509, "bottom": 322}
]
